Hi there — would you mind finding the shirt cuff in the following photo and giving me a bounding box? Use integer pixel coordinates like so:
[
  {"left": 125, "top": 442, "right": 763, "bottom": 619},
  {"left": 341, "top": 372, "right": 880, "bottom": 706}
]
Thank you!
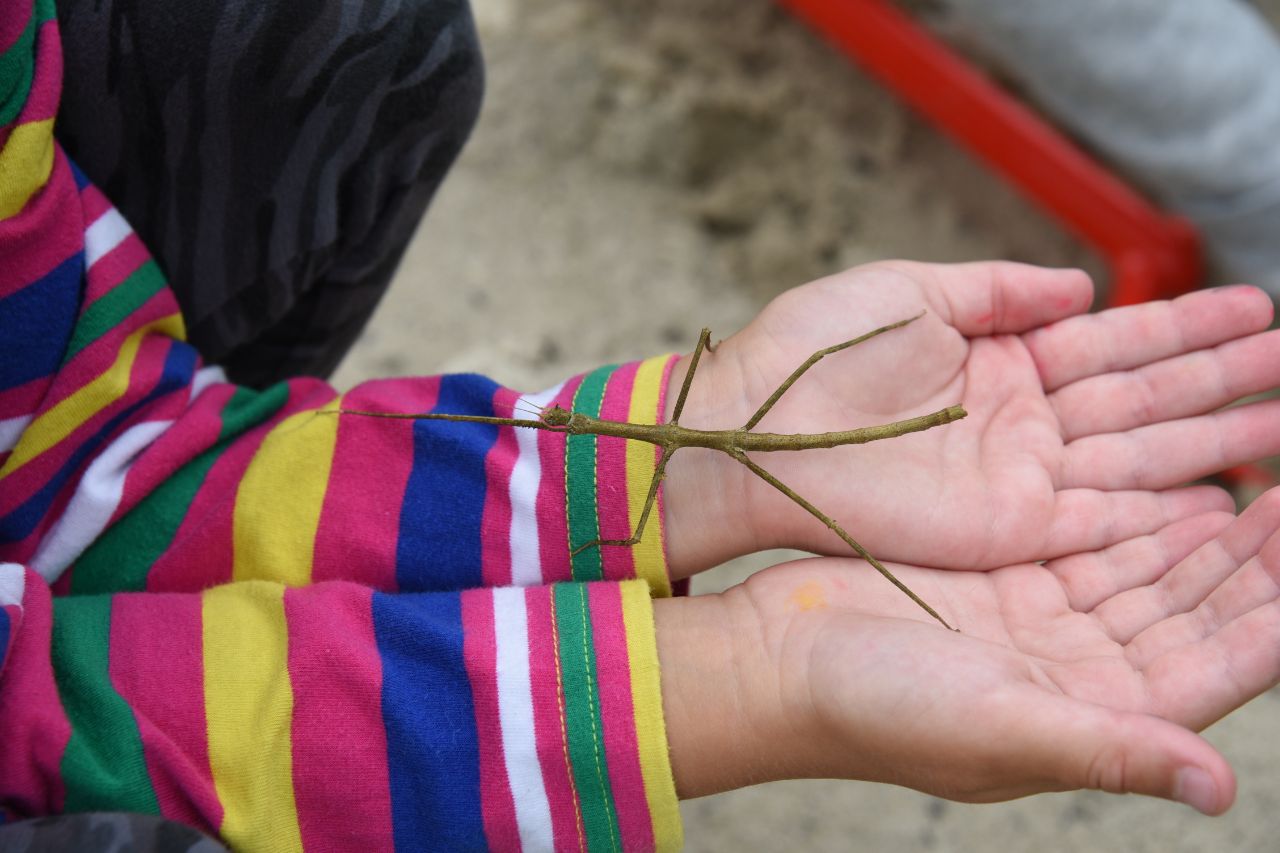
[
  {"left": 558, "top": 356, "right": 678, "bottom": 597},
  {"left": 470, "top": 579, "right": 683, "bottom": 852}
]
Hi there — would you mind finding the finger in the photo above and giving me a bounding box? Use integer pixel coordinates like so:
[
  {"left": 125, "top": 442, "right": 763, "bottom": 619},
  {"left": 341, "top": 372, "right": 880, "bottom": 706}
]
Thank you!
[
  {"left": 1145, "top": 598, "right": 1280, "bottom": 732},
  {"left": 1094, "top": 490, "right": 1280, "bottom": 643},
  {"left": 1048, "top": 511, "right": 1234, "bottom": 613},
  {"left": 1051, "top": 329, "right": 1280, "bottom": 441},
  {"left": 1126, "top": 524, "right": 1280, "bottom": 670},
  {"left": 1059, "top": 399, "right": 1280, "bottom": 490},
  {"left": 1127, "top": 552, "right": 1280, "bottom": 673},
  {"left": 1025, "top": 285, "right": 1273, "bottom": 392},
  {"left": 897, "top": 260, "right": 1095, "bottom": 336},
  {"left": 981, "top": 690, "right": 1234, "bottom": 815},
  {"left": 1042, "top": 485, "right": 1234, "bottom": 559}
]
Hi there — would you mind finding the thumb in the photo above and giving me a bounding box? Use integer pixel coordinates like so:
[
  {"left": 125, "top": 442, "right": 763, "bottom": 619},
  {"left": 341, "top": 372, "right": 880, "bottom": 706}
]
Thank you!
[
  {"left": 904, "top": 260, "right": 1095, "bottom": 336},
  {"left": 1020, "top": 698, "right": 1236, "bottom": 815}
]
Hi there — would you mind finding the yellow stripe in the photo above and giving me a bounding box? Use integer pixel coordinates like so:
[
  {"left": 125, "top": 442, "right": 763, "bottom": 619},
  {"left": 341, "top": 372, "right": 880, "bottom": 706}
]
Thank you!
[
  {"left": 619, "top": 581, "right": 683, "bottom": 852},
  {"left": 232, "top": 395, "right": 341, "bottom": 586},
  {"left": 0, "top": 314, "right": 184, "bottom": 478},
  {"left": 202, "top": 582, "right": 303, "bottom": 853},
  {"left": 625, "top": 356, "right": 672, "bottom": 596},
  {"left": 0, "top": 118, "right": 54, "bottom": 219}
]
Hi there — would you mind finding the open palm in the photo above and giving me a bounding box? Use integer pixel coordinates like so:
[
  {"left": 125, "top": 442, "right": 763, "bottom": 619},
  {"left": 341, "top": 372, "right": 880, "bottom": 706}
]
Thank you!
[
  {"left": 667, "top": 261, "right": 1280, "bottom": 572},
  {"left": 732, "top": 490, "right": 1280, "bottom": 812}
]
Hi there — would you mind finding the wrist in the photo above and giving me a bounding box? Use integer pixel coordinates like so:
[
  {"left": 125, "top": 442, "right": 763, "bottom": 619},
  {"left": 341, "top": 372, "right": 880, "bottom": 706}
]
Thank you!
[
  {"left": 652, "top": 587, "right": 796, "bottom": 798},
  {"left": 659, "top": 348, "right": 769, "bottom": 578}
]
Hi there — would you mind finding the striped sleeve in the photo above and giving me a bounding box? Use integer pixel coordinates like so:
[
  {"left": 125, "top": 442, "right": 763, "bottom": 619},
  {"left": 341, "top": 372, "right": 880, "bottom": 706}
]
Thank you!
[
  {"left": 1, "top": 0, "right": 683, "bottom": 601},
  {"left": 1, "top": 174, "right": 679, "bottom": 597},
  {"left": 0, "top": 567, "right": 682, "bottom": 852}
]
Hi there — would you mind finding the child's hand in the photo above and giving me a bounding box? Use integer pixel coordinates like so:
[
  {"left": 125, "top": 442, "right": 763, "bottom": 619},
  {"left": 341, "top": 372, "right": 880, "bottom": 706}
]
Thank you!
[
  {"left": 662, "top": 261, "right": 1280, "bottom": 576},
  {"left": 656, "top": 489, "right": 1280, "bottom": 812}
]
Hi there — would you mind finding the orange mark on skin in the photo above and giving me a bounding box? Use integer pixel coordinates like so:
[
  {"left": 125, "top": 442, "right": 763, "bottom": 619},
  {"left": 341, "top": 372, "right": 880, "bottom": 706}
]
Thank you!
[{"left": 787, "top": 581, "right": 828, "bottom": 612}]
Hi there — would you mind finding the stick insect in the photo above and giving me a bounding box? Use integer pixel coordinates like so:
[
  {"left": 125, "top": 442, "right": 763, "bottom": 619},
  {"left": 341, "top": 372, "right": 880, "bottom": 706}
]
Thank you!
[{"left": 337, "top": 313, "right": 966, "bottom": 630}]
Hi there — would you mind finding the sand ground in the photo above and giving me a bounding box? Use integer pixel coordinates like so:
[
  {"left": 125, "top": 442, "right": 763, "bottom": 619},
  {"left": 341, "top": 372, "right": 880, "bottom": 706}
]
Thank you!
[{"left": 331, "top": 1, "right": 1280, "bottom": 849}]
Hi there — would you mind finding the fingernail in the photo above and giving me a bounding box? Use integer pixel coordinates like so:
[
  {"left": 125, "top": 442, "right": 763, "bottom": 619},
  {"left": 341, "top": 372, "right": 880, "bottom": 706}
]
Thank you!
[{"left": 1174, "top": 767, "right": 1218, "bottom": 814}]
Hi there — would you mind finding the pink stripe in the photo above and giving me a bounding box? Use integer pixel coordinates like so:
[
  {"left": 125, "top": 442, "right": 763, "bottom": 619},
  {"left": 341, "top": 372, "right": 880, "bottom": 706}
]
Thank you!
[
  {"left": 113, "top": 382, "right": 234, "bottom": 523},
  {"left": 4, "top": 479, "right": 71, "bottom": 567},
  {"left": 0, "top": 151, "right": 80, "bottom": 296},
  {"left": 84, "top": 232, "right": 149, "bottom": 303},
  {"left": 0, "top": 20, "right": 60, "bottom": 158},
  {"left": 14, "top": 23, "right": 62, "bottom": 125},
  {"left": 461, "top": 589, "right": 520, "bottom": 850},
  {"left": 595, "top": 364, "right": 639, "bottom": 583},
  {"left": 535, "top": 378, "right": 582, "bottom": 585},
  {"left": 110, "top": 593, "right": 222, "bottom": 831},
  {"left": 78, "top": 184, "right": 114, "bottom": 226},
  {"left": 0, "top": 2, "right": 31, "bottom": 54},
  {"left": 311, "top": 377, "right": 441, "bottom": 590},
  {"left": 286, "top": 584, "right": 394, "bottom": 852},
  {"left": 0, "top": 338, "right": 173, "bottom": 570},
  {"left": 0, "top": 570, "right": 71, "bottom": 814},
  {"left": 525, "top": 585, "right": 583, "bottom": 851},
  {"left": 0, "top": 319, "right": 173, "bottom": 519},
  {"left": 0, "top": 375, "right": 49, "bottom": 422},
  {"left": 42, "top": 285, "right": 176, "bottom": 396},
  {"left": 147, "top": 382, "right": 327, "bottom": 592},
  {"left": 480, "top": 387, "right": 520, "bottom": 587},
  {"left": 49, "top": 557, "right": 73, "bottom": 595},
  {"left": 586, "top": 583, "right": 655, "bottom": 851},
  {"left": 6, "top": 339, "right": 182, "bottom": 569}
]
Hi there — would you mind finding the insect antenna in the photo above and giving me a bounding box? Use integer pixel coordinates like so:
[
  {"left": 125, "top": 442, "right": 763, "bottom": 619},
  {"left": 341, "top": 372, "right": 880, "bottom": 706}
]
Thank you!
[{"left": 513, "top": 401, "right": 546, "bottom": 419}]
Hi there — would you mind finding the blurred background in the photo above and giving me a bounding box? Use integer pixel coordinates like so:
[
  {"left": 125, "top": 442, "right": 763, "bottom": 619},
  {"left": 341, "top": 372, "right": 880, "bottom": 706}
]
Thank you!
[{"left": 331, "top": 1, "right": 1280, "bottom": 850}]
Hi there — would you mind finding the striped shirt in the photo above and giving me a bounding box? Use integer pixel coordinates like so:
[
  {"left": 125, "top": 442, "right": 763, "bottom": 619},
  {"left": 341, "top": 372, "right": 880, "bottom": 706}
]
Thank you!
[{"left": 0, "top": 1, "right": 683, "bottom": 849}]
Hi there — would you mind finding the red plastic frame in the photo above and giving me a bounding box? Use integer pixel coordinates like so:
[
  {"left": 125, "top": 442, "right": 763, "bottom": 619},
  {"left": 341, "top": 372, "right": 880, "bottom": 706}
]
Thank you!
[{"left": 779, "top": 0, "right": 1203, "bottom": 306}]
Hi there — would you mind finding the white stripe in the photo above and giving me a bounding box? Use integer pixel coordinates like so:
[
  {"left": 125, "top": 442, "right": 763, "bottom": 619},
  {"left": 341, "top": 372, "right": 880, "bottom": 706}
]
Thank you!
[
  {"left": 508, "top": 383, "right": 564, "bottom": 587},
  {"left": 0, "top": 414, "right": 32, "bottom": 454},
  {"left": 493, "top": 587, "right": 555, "bottom": 852},
  {"left": 84, "top": 207, "right": 133, "bottom": 268},
  {"left": 23, "top": 367, "right": 221, "bottom": 582},
  {"left": 30, "top": 419, "right": 172, "bottom": 582},
  {"left": 0, "top": 564, "right": 25, "bottom": 608},
  {"left": 191, "top": 365, "right": 227, "bottom": 399}
]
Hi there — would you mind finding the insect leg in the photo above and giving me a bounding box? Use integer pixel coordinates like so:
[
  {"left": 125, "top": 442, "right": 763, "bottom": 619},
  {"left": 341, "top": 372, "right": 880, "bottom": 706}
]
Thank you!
[
  {"left": 570, "top": 446, "right": 676, "bottom": 557},
  {"left": 670, "top": 328, "right": 714, "bottom": 426},
  {"left": 731, "top": 449, "right": 954, "bottom": 630},
  {"left": 743, "top": 313, "right": 924, "bottom": 431}
]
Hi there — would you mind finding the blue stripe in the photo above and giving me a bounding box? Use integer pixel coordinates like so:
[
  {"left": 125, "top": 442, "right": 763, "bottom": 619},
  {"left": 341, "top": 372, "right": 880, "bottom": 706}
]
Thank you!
[
  {"left": 0, "top": 608, "right": 10, "bottom": 672},
  {"left": 0, "top": 253, "right": 83, "bottom": 391},
  {"left": 68, "top": 157, "right": 91, "bottom": 191},
  {"left": 395, "top": 374, "right": 500, "bottom": 591},
  {"left": 372, "top": 590, "right": 486, "bottom": 851},
  {"left": 0, "top": 341, "right": 196, "bottom": 543}
]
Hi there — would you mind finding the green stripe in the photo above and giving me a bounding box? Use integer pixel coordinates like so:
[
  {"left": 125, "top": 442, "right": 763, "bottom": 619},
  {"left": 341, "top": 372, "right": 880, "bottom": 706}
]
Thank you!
[
  {"left": 0, "top": 11, "right": 36, "bottom": 128},
  {"left": 566, "top": 366, "right": 615, "bottom": 581},
  {"left": 52, "top": 596, "right": 160, "bottom": 815},
  {"left": 71, "top": 384, "right": 288, "bottom": 594},
  {"left": 71, "top": 450, "right": 219, "bottom": 594},
  {"left": 554, "top": 584, "right": 622, "bottom": 853},
  {"left": 64, "top": 260, "right": 167, "bottom": 363}
]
